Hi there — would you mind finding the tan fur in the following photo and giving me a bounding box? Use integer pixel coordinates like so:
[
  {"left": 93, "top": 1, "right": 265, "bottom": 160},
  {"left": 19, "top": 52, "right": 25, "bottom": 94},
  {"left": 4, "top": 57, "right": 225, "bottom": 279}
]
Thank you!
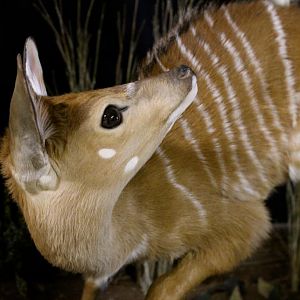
[{"left": 1, "top": 1, "right": 300, "bottom": 300}]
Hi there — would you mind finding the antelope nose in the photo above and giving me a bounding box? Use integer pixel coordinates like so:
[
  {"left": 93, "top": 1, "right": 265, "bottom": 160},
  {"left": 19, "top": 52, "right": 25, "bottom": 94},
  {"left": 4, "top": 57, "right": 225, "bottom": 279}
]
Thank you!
[{"left": 176, "top": 65, "right": 194, "bottom": 79}]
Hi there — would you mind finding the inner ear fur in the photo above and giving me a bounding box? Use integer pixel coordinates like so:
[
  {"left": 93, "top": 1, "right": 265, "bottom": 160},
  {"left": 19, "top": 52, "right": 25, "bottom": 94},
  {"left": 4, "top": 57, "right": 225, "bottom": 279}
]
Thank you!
[{"left": 8, "top": 38, "right": 58, "bottom": 193}]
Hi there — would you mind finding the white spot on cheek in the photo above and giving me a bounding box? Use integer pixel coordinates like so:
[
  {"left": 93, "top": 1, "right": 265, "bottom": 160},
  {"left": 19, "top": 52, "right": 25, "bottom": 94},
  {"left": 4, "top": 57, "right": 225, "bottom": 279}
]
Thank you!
[
  {"left": 98, "top": 148, "right": 116, "bottom": 159},
  {"left": 124, "top": 156, "right": 139, "bottom": 173}
]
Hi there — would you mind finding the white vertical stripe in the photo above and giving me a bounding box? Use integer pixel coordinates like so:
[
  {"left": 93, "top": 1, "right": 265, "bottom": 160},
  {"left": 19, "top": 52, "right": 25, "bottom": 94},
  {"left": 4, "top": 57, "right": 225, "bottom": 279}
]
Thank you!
[
  {"left": 177, "top": 36, "right": 231, "bottom": 193},
  {"left": 153, "top": 55, "right": 217, "bottom": 189},
  {"left": 202, "top": 15, "right": 275, "bottom": 183},
  {"left": 219, "top": 32, "right": 280, "bottom": 172},
  {"left": 156, "top": 146, "right": 207, "bottom": 221},
  {"left": 152, "top": 58, "right": 208, "bottom": 221},
  {"left": 193, "top": 95, "right": 235, "bottom": 195},
  {"left": 222, "top": 7, "right": 287, "bottom": 145},
  {"left": 194, "top": 98, "right": 215, "bottom": 134},
  {"left": 263, "top": 0, "right": 297, "bottom": 128},
  {"left": 179, "top": 118, "right": 218, "bottom": 188},
  {"left": 193, "top": 99, "right": 228, "bottom": 192},
  {"left": 190, "top": 26, "right": 261, "bottom": 197},
  {"left": 218, "top": 63, "right": 270, "bottom": 188}
]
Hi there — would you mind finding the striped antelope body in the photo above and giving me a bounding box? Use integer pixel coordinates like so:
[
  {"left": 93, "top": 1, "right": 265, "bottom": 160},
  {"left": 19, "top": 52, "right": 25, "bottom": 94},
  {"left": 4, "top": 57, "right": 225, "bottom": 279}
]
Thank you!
[
  {"left": 131, "top": 1, "right": 300, "bottom": 298},
  {"left": 1, "top": 0, "right": 300, "bottom": 300}
]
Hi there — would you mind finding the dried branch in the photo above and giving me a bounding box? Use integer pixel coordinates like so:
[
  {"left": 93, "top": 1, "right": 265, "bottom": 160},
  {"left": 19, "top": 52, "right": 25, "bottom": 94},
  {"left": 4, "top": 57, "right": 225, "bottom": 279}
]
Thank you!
[
  {"left": 35, "top": 0, "right": 104, "bottom": 92},
  {"left": 116, "top": 8, "right": 126, "bottom": 85},
  {"left": 115, "top": 0, "right": 144, "bottom": 84},
  {"left": 91, "top": 4, "right": 105, "bottom": 88},
  {"left": 153, "top": 0, "right": 198, "bottom": 43},
  {"left": 126, "top": 0, "right": 145, "bottom": 82}
]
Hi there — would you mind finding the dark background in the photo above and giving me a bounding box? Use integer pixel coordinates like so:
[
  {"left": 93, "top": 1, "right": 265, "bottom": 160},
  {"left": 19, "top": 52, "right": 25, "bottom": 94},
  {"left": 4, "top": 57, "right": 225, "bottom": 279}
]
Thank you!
[
  {"left": 0, "top": 0, "right": 157, "bottom": 295},
  {"left": 0, "top": 0, "right": 288, "bottom": 298}
]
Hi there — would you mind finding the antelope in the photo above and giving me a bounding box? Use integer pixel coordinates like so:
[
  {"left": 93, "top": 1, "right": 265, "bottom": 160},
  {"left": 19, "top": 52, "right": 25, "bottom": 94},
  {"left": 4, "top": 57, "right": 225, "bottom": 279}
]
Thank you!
[{"left": 1, "top": 0, "right": 300, "bottom": 299}]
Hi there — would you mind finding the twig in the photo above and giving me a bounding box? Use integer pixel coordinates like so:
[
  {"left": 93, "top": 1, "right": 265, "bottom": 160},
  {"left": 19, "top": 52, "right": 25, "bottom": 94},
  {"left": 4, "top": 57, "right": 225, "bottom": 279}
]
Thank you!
[
  {"left": 35, "top": 0, "right": 104, "bottom": 92},
  {"left": 116, "top": 8, "right": 126, "bottom": 84}
]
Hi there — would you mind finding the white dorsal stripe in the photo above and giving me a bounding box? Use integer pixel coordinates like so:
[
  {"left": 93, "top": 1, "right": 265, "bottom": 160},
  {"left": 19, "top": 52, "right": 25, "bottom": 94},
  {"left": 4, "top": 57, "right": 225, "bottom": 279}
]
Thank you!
[
  {"left": 156, "top": 146, "right": 207, "bottom": 221},
  {"left": 190, "top": 26, "right": 261, "bottom": 197},
  {"left": 222, "top": 7, "right": 287, "bottom": 145},
  {"left": 263, "top": 0, "right": 297, "bottom": 128}
]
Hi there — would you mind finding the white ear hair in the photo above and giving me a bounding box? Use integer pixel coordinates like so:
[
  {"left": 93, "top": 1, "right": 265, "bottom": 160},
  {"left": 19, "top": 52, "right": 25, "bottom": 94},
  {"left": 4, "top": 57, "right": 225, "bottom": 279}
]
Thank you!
[
  {"left": 25, "top": 38, "right": 47, "bottom": 96},
  {"left": 8, "top": 40, "right": 58, "bottom": 193}
]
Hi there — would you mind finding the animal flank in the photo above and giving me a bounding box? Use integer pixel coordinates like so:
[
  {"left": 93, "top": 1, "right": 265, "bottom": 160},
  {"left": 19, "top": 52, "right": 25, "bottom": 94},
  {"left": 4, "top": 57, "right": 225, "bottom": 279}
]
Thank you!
[{"left": 143, "top": 0, "right": 300, "bottom": 199}]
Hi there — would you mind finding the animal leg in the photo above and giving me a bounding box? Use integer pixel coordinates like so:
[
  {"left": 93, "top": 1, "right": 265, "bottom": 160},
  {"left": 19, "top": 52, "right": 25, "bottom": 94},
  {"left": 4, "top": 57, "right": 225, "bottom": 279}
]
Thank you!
[
  {"left": 81, "top": 275, "right": 107, "bottom": 300},
  {"left": 146, "top": 201, "right": 271, "bottom": 300}
]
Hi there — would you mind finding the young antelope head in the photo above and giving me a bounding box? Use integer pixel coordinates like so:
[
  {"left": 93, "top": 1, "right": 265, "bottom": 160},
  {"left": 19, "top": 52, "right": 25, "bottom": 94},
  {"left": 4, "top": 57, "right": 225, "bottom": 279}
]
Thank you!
[
  {"left": 1, "top": 38, "right": 197, "bottom": 273},
  {"left": 5, "top": 38, "right": 197, "bottom": 196},
  {"left": 62, "top": 64, "right": 197, "bottom": 192}
]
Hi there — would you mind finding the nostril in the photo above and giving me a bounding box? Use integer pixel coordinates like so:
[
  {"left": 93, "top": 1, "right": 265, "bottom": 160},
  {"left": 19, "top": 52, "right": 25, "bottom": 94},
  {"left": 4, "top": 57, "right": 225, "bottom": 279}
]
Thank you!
[{"left": 177, "top": 65, "right": 192, "bottom": 79}]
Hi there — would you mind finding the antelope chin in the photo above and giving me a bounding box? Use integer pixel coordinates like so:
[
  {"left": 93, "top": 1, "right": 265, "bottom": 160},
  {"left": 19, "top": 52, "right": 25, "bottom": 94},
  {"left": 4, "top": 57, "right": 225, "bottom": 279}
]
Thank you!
[{"left": 166, "top": 75, "right": 198, "bottom": 132}]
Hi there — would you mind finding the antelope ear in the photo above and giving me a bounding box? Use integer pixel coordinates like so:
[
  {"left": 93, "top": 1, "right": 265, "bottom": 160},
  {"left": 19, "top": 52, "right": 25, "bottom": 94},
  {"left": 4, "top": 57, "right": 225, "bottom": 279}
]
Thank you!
[
  {"left": 9, "top": 37, "right": 58, "bottom": 194},
  {"left": 24, "top": 37, "right": 47, "bottom": 97}
]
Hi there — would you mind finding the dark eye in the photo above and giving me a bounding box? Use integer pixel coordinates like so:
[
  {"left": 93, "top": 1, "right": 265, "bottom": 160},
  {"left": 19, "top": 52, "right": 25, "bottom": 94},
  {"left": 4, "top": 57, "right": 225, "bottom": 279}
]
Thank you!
[{"left": 101, "top": 105, "right": 125, "bottom": 129}]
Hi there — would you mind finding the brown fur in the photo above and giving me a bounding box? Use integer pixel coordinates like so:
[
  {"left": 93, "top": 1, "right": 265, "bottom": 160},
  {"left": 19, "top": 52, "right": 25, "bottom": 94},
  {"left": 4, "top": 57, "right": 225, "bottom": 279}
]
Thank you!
[{"left": 1, "top": 1, "right": 300, "bottom": 300}]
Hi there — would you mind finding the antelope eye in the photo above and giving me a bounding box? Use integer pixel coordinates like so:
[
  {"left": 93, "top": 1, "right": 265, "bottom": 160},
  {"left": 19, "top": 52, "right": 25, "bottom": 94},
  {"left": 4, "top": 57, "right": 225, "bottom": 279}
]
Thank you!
[{"left": 101, "top": 105, "right": 125, "bottom": 129}]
